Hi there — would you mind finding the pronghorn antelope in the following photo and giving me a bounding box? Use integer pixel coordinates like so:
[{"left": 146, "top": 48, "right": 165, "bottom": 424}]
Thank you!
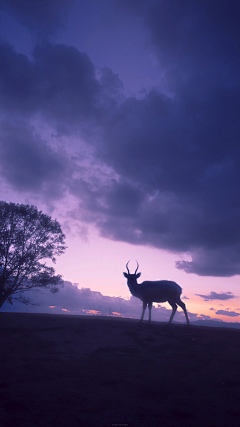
[{"left": 123, "top": 261, "right": 189, "bottom": 324}]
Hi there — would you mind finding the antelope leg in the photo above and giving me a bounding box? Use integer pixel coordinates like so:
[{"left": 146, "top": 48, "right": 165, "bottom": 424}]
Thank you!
[
  {"left": 148, "top": 302, "right": 152, "bottom": 323},
  {"left": 168, "top": 302, "right": 177, "bottom": 324},
  {"left": 140, "top": 301, "right": 147, "bottom": 322}
]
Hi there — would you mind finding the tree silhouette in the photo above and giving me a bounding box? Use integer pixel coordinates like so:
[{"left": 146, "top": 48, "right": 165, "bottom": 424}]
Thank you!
[{"left": 0, "top": 201, "right": 67, "bottom": 309}]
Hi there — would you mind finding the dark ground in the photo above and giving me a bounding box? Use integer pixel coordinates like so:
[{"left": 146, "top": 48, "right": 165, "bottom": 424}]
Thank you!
[{"left": 0, "top": 313, "right": 240, "bottom": 427}]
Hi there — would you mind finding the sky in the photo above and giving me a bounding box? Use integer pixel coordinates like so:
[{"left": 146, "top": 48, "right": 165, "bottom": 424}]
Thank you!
[{"left": 1, "top": 0, "right": 240, "bottom": 323}]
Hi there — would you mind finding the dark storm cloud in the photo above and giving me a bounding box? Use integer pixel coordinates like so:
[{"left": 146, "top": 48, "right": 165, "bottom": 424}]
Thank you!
[
  {"left": 0, "top": 120, "right": 68, "bottom": 197},
  {"left": 0, "top": 39, "right": 121, "bottom": 203},
  {"left": 196, "top": 292, "right": 236, "bottom": 301},
  {"left": 1, "top": 1, "right": 240, "bottom": 276},
  {"left": 216, "top": 310, "right": 240, "bottom": 317},
  {"left": 122, "top": 0, "right": 240, "bottom": 91},
  {"left": 0, "top": 0, "right": 73, "bottom": 35},
  {"left": 0, "top": 41, "right": 101, "bottom": 121},
  {"left": 176, "top": 247, "right": 240, "bottom": 277},
  {"left": 84, "top": 0, "right": 240, "bottom": 276}
]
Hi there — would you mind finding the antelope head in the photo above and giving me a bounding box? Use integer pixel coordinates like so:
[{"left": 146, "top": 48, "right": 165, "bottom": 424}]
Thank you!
[{"left": 123, "top": 260, "right": 141, "bottom": 280}]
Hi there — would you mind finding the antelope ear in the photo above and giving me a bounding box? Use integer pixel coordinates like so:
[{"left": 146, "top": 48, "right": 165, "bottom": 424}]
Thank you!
[
  {"left": 123, "top": 272, "right": 128, "bottom": 278},
  {"left": 136, "top": 273, "right": 141, "bottom": 278}
]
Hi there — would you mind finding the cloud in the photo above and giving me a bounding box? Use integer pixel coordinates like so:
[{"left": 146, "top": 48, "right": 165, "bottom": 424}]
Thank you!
[
  {"left": 76, "top": 78, "right": 240, "bottom": 275},
  {"left": 197, "top": 314, "right": 211, "bottom": 320},
  {"left": 91, "top": 0, "right": 240, "bottom": 276},
  {"left": 140, "top": 0, "right": 240, "bottom": 95},
  {"left": 0, "top": 120, "right": 68, "bottom": 196},
  {"left": 196, "top": 292, "right": 236, "bottom": 301},
  {"left": 0, "top": 0, "right": 73, "bottom": 36},
  {"left": 216, "top": 310, "right": 240, "bottom": 317},
  {"left": 176, "top": 247, "right": 240, "bottom": 277},
  {"left": 0, "top": 40, "right": 120, "bottom": 202},
  {"left": 1, "top": 281, "right": 197, "bottom": 323},
  {"left": 1, "top": 281, "right": 141, "bottom": 317},
  {"left": 0, "top": 41, "right": 101, "bottom": 122},
  {"left": 1, "top": 1, "right": 240, "bottom": 276}
]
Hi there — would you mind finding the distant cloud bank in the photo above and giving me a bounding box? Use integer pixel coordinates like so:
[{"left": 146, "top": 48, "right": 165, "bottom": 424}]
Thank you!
[
  {"left": 1, "top": 281, "right": 240, "bottom": 324},
  {"left": 196, "top": 292, "right": 237, "bottom": 301},
  {"left": 215, "top": 310, "right": 240, "bottom": 317},
  {"left": 1, "top": 281, "right": 197, "bottom": 323}
]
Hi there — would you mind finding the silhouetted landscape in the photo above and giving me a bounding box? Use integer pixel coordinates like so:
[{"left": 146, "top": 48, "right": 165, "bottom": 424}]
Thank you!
[{"left": 1, "top": 312, "right": 240, "bottom": 427}]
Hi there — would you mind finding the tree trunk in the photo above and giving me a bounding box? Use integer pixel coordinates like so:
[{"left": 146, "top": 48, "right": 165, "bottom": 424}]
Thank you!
[{"left": 0, "top": 293, "right": 10, "bottom": 309}]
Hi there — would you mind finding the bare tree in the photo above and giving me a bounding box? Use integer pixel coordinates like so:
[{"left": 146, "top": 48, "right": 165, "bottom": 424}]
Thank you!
[{"left": 0, "top": 201, "right": 67, "bottom": 309}]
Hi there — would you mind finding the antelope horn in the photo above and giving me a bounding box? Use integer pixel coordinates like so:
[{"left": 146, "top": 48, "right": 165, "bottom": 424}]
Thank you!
[
  {"left": 134, "top": 260, "right": 139, "bottom": 274},
  {"left": 126, "top": 260, "right": 130, "bottom": 274}
]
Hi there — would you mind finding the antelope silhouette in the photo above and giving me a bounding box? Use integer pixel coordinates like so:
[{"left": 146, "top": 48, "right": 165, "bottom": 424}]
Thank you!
[{"left": 123, "top": 261, "right": 189, "bottom": 324}]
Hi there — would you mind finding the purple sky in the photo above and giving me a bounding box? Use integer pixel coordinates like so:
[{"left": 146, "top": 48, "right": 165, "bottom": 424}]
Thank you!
[{"left": 1, "top": 0, "right": 240, "bottom": 322}]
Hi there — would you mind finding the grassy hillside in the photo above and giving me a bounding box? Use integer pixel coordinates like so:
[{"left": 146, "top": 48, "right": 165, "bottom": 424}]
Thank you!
[{"left": 0, "top": 312, "right": 240, "bottom": 427}]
